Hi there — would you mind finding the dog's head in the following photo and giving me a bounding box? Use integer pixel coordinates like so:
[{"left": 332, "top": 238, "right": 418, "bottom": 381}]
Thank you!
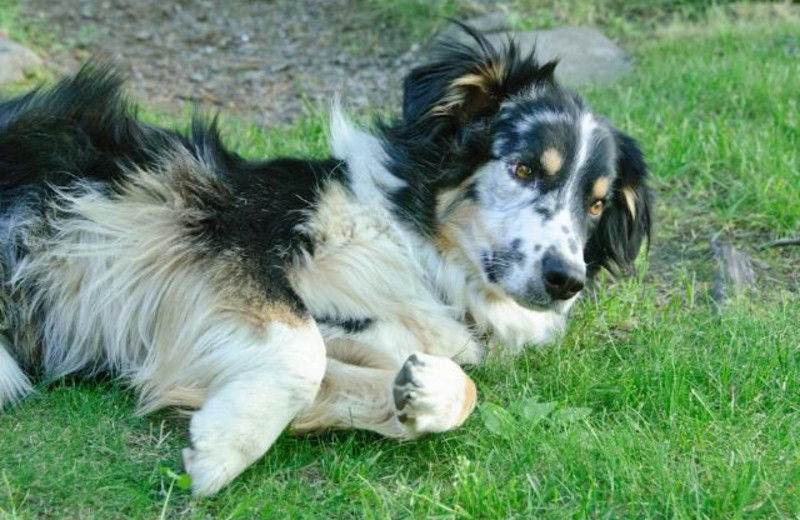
[{"left": 387, "top": 24, "right": 652, "bottom": 312}]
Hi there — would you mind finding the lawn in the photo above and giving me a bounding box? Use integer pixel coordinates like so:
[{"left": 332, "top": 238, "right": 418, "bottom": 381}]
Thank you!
[{"left": 1, "top": 3, "right": 799, "bottom": 519}]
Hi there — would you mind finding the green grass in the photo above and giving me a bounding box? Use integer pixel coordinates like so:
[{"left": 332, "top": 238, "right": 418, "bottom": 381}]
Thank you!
[{"left": 2, "top": 6, "right": 799, "bottom": 520}]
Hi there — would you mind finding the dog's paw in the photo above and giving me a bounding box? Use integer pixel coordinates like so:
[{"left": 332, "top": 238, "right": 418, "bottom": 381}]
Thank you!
[
  {"left": 182, "top": 446, "right": 248, "bottom": 497},
  {"left": 393, "top": 353, "right": 477, "bottom": 437}
]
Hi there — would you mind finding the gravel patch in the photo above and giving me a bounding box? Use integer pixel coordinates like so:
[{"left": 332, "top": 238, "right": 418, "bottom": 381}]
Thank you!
[{"left": 21, "top": 0, "right": 428, "bottom": 126}]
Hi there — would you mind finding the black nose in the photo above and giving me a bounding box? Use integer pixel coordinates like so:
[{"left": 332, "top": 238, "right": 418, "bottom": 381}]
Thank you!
[{"left": 542, "top": 254, "right": 585, "bottom": 301}]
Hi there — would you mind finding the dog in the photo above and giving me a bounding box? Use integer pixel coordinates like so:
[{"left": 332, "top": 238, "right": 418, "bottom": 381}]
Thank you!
[{"left": 0, "top": 26, "right": 652, "bottom": 495}]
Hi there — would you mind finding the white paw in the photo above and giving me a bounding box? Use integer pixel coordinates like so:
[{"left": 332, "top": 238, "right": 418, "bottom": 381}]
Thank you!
[
  {"left": 393, "top": 353, "right": 477, "bottom": 437},
  {"left": 182, "top": 445, "right": 248, "bottom": 497}
]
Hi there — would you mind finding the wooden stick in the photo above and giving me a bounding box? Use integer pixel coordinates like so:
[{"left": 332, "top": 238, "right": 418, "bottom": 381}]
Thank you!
[{"left": 760, "top": 237, "right": 800, "bottom": 249}]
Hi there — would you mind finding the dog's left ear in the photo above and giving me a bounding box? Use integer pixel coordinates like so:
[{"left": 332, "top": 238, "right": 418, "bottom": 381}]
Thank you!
[
  {"left": 585, "top": 130, "right": 654, "bottom": 277},
  {"left": 402, "top": 22, "right": 557, "bottom": 126}
]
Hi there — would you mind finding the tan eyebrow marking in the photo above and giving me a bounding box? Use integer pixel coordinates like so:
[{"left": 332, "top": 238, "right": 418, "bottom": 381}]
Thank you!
[
  {"left": 540, "top": 147, "right": 563, "bottom": 176},
  {"left": 592, "top": 177, "right": 611, "bottom": 200}
]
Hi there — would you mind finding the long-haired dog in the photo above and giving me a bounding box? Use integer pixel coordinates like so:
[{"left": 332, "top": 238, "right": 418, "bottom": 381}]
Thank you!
[{"left": 0, "top": 26, "right": 651, "bottom": 495}]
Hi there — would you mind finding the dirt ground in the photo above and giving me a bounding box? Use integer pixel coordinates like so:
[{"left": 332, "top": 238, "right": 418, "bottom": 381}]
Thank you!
[{"left": 21, "top": 0, "right": 434, "bottom": 126}]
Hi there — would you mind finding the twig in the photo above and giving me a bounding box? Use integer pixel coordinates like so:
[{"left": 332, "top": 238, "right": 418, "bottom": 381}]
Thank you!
[{"left": 760, "top": 237, "right": 800, "bottom": 249}]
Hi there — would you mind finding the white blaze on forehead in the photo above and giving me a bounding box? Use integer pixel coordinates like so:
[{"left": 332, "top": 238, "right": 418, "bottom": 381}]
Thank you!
[
  {"left": 572, "top": 112, "right": 599, "bottom": 176},
  {"left": 559, "top": 111, "right": 600, "bottom": 215}
]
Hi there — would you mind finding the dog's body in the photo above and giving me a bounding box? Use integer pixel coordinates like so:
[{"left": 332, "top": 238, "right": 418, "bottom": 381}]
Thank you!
[{"left": 0, "top": 28, "right": 651, "bottom": 495}]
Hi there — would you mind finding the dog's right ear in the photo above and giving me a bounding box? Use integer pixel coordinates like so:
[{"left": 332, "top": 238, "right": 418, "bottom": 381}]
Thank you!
[
  {"left": 584, "top": 130, "right": 654, "bottom": 278},
  {"left": 403, "top": 22, "right": 557, "bottom": 126}
]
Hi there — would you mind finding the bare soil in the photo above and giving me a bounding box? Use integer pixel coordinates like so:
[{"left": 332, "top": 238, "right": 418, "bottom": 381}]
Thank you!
[{"left": 20, "top": 0, "right": 432, "bottom": 126}]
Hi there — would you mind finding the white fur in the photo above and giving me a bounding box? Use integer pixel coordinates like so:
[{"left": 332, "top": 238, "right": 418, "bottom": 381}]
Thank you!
[
  {"left": 467, "top": 289, "right": 567, "bottom": 354},
  {"left": 311, "top": 113, "right": 571, "bottom": 354},
  {"left": 290, "top": 140, "right": 483, "bottom": 365},
  {"left": 2, "top": 110, "right": 578, "bottom": 496},
  {"left": 330, "top": 103, "right": 406, "bottom": 203},
  {"left": 572, "top": 112, "right": 599, "bottom": 179},
  {"left": 287, "top": 114, "right": 573, "bottom": 440},
  {"left": 293, "top": 352, "right": 474, "bottom": 440},
  {"left": 393, "top": 352, "right": 475, "bottom": 435},
  {"left": 282, "top": 114, "right": 578, "bottom": 441},
  {"left": 293, "top": 356, "right": 406, "bottom": 438},
  {"left": 0, "top": 335, "right": 32, "bottom": 410},
  {"left": 185, "top": 320, "right": 325, "bottom": 496},
  {"left": 8, "top": 163, "right": 258, "bottom": 413},
  {"left": 6, "top": 156, "right": 328, "bottom": 495}
]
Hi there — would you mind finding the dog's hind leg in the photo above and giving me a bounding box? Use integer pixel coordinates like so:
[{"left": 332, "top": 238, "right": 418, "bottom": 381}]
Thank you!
[
  {"left": 291, "top": 352, "right": 476, "bottom": 440},
  {"left": 0, "top": 334, "right": 32, "bottom": 412},
  {"left": 182, "top": 318, "right": 326, "bottom": 496}
]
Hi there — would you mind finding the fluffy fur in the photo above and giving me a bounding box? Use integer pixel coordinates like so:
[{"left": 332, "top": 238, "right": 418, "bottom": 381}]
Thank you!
[{"left": 0, "top": 25, "right": 652, "bottom": 495}]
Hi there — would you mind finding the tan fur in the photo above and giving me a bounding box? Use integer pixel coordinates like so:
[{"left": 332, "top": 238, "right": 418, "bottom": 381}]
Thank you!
[
  {"left": 436, "top": 201, "right": 489, "bottom": 272},
  {"left": 12, "top": 153, "right": 308, "bottom": 414},
  {"left": 241, "top": 302, "right": 306, "bottom": 329},
  {"left": 541, "top": 147, "right": 564, "bottom": 176},
  {"left": 436, "top": 188, "right": 463, "bottom": 217},
  {"left": 431, "top": 62, "right": 506, "bottom": 117},
  {"left": 622, "top": 185, "right": 637, "bottom": 219},
  {"left": 291, "top": 357, "right": 404, "bottom": 437},
  {"left": 290, "top": 182, "right": 482, "bottom": 367},
  {"left": 459, "top": 375, "right": 477, "bottom": 425},
  {"left": 293, "top": 352, "right": 476, "bottom": 439},
  {"left": 161, "top": 386, "right": 208, "bottom": 410},
  {"left": 592, "top": 177, "right": 611, "bottom": 200}
]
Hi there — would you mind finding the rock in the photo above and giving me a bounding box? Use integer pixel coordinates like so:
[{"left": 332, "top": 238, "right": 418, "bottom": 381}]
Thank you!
[
  {"left": 436, "top": 12, "right": 513, "bottom": 43},
  {"left": 0, "top": 38, "right": 43, "bottom": 85},
  {"left": 710, "top": 237, "right": 756, "bottom": 305},
  {"left": 436, "top": 25, "right": 632, "bottom": 88},
  {"left": 487, "top": 27, "right": 632, "bottom": 87}
]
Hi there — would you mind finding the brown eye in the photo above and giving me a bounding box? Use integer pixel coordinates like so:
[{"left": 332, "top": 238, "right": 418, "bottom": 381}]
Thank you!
[
  {"left": 589, "top": 200, "right": 605, "bottom": 216},
  {"left": 514, "top": 163, "right": 532, "bottom": 180}
]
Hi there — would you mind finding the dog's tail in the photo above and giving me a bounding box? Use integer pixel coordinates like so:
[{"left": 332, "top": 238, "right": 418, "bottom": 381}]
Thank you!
[{"left": 0, "top": 335, "right": 32, "bottom": 412}]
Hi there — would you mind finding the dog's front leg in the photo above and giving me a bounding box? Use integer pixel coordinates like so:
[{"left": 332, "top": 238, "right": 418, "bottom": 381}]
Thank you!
[
  {"left": 182, "top": 318, "right": 325, "bottom": 496},
  {"left": 291, "top": 352, "right": 476, "bottom": 439}
]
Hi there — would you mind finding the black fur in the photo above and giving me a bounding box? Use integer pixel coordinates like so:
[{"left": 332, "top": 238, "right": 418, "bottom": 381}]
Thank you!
[
  {"left": 314, "top": 316, "right": 375, "bottom": 334},
  {"left": 379, "top": 23, "right": 559, "bottom": 236},
  {"left": 385, "top": 22, "right": 653, "bottom": 279},
  {"left": 584, "top": 131, "right": 653, "bottom": 277},
  {"left": 0, "top": 64, "right": 348, "bottom": 318}
]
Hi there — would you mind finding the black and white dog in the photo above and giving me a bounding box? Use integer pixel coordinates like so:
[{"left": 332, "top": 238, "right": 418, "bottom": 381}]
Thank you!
[{"left": 0, "top": 27, "right": 651, "bottom": 495}]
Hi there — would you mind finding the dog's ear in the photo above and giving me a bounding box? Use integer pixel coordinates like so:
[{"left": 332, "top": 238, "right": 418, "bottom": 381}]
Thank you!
[
  {"left": 402, "top": 22, "right": 557, "bottom": 125},
  {"left": 584, "top": 130, "right": 654, "bottom": 277}
]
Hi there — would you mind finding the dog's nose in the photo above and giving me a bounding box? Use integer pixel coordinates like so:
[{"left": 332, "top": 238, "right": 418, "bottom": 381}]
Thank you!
[{"left": 542, "top": 254, "right": 585, "bottom": 301}]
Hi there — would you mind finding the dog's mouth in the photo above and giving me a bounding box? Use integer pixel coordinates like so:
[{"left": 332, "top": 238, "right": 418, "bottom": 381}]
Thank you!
[
  {"left": 514, "top": 295, "right": 562, "bottom": 313},
  {"left": 508, "top": 286, "right": 576, "bottom": 315},
  {"left": 503, "top": 285, "right": 554, "bottom": 311}
]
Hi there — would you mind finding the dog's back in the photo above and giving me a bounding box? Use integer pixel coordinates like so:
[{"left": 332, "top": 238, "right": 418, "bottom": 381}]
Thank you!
[{"left": 0, "top": 65, "right": 331, "bottom": 412}]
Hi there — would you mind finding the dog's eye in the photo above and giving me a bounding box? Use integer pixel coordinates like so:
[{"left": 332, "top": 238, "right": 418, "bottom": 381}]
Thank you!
[
  {"left": 514, "top": 163, "right": 533, "bottom": 181},
  {"left": 589, "top": 200, "right": 605, "bottom": 216}
]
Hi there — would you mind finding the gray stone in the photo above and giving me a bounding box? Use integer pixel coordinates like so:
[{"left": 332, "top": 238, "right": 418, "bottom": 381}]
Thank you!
[
  {"left": 0, "top": 38, "right": 43, "bottom": 85},
  {"left": 486, "top": 27, "right": 632, "bottom": 87},
  {"left": 435, "top": 12, "right": 512, "bottom": 45}
]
